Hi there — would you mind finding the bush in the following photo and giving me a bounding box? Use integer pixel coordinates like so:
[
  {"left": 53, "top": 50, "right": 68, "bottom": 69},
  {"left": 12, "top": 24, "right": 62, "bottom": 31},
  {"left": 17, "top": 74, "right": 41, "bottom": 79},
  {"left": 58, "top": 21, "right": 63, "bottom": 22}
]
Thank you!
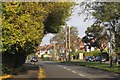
[
  {"left": 2, "top": 66, "right": 13, "bottom": 74},
  {"left": 84, "top": 50, "right": 108, "bottom": 57},
  {"left": 84, "top": 50, "right": 100, "bottom": 57},
  {"left": 93, "top": 50, "right": 100, "bottom": 56}
]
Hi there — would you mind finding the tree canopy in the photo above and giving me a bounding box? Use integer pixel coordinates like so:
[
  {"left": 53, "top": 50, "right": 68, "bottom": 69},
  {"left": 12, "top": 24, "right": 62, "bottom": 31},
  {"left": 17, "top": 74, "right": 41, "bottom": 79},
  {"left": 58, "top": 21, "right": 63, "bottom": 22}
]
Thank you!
[
  {"left": 82, "top": 24, "right": 108, "bottom": 51},
  {"left": 80, "top": 2, "right": 120, "bottom": 52},
  {"left": 50, "top": 26, "right": 80, "bottom": 53},
  {"left": 2, "top": 2, "right": 75, "bottom": 69}
]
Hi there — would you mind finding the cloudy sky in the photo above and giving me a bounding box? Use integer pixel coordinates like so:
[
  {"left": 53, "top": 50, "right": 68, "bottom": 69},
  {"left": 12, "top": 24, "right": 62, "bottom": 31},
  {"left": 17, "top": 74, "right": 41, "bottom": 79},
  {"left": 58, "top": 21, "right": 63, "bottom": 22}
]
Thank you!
[{"left": 40, "top": 5, "right": 95, "bottom": 46}]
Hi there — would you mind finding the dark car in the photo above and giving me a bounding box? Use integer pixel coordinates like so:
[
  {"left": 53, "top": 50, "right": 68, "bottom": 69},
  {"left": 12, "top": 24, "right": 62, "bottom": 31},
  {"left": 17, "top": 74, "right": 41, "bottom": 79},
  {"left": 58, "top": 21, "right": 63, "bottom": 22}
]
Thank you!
[
  {"left": 85, "top": 56, "right": 94, "bottom": 62},
  {"left": 118, "top": 57, "right": 120, "bottom": 64},
  {"left": 113, "top": 57, "right": 120, "bottom": 64},
  {"left": 95, "top": 56, "right": 106, "bottom": 62},
  {"left": 113, "top": 57, "right": 117, "bottom": 63},
  {"left": 95, "top": 56, "right": 100, "bottom": 61},
  {"left": 30, "top": 57, "right": 38, "bottom": 62}
]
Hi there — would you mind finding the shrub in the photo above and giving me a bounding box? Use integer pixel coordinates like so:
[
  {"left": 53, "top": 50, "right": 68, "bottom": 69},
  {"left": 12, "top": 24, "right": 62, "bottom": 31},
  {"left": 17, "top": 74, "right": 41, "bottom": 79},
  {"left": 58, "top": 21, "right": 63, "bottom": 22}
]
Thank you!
[
  {"left": 84, "top": 50, "right": 100, "bottom": 57},
  {"left": 2, "top": 66, "right": 13, "bottom": 74},
  {"left": 84, "top": 51, "right": 94, "bottom": 57},
  {"left": 84, "top": 50, "right": 108, "bottom": 57}
]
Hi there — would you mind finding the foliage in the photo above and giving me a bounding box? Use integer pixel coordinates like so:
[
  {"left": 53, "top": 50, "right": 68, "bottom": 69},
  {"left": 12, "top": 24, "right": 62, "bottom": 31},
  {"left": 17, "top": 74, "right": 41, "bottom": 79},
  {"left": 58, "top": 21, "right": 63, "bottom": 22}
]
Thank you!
[
  {"left": 2, "top": 2, "right": 45, "bottom": 52},
  {"left": 2, "top": 66, "right": 13, "bottom": 74},
  {"left": 84, "top": 50, "right": 108, "bottom": 57},
  {"left": 84, "top": 50, "right": 100, "bottom": 57},
  {"left": 84, "top": 51, "right": 94, "bottom": 57},
  {"left": 83, "top": 24, "right": 108, "bottom": 51},
  {"left": 50, "top": 26, "right": 80, "bottom": 53},
  {"left": 2, "top": 2, "right": 75, "bottom": 69},
  {"left": 80, "top": 2, "right": 120, "bottom": 52},
  {"left": 44, "top": 2, "right": 75, "bottom": 33}
]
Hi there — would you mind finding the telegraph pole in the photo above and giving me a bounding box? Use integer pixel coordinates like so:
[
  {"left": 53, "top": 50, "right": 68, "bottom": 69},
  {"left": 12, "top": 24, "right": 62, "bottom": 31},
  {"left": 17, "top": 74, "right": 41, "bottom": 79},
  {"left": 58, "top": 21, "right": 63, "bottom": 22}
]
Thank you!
[
  {"left": 65, "top": 26, "right": 68, "bottom": 61},
  {"left": 68, "top": 26, "right": 71, "bottom": 62},
  {"left": 109, "top": 27, "right": 113, "bottom": 67}
]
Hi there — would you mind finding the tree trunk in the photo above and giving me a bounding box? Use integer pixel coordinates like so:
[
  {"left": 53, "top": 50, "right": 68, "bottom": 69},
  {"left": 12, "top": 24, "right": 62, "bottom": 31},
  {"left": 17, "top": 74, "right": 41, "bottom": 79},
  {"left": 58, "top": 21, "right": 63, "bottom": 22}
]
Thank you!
[
  {"left": 109, "top": 54, "right": 113, "bottom": 68},
  {"left": 68, "top": 52, "right": 71, "bottom": 63},
  {"left": 100, "top": 50, "right": 103, "bottom": 64}
]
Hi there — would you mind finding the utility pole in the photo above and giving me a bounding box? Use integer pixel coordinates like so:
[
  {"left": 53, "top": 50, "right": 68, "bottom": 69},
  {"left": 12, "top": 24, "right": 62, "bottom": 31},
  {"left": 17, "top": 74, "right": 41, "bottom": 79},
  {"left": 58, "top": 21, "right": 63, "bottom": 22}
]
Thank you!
[
  {"left": 68, "top": 26, "right": 71, "bottom": 62},
  {"left": 105, "top": 23, "right": 113, "bottom": 68},
  {"left": 65, "top": 26, "right": 68, "bottom": 61},
  {"left": 109, "top": 27, "right": 113, "bottom": 68}
]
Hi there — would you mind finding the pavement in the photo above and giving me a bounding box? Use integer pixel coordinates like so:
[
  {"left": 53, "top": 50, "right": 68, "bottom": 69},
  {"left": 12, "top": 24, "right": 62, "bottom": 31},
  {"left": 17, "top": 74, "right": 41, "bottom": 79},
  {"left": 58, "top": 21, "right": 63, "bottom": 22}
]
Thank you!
[
  {"left": 8, "top": 61, "right": 120, "bottom": 80},
  {"left": 10, "top": 63, "right": 40, "bottom": 80}
]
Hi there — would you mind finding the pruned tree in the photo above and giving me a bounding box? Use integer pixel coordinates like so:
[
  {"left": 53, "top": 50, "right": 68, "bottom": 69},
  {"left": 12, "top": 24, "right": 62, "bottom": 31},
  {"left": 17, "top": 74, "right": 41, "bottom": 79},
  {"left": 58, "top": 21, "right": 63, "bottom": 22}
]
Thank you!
[{"left": 2, "top": 2, "right": 75, "bottom": 69}]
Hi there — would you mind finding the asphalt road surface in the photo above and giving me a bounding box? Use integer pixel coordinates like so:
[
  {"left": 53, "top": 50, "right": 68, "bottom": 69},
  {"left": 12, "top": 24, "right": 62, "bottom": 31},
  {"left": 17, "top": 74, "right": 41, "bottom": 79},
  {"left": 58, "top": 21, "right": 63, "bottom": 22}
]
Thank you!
[{"left": 39, "top": 61, "right": 120, "bottom": 80}]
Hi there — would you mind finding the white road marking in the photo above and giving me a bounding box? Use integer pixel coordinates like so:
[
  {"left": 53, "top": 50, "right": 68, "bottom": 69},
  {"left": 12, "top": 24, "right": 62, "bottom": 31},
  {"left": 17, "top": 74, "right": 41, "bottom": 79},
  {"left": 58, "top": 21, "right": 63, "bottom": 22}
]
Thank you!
[
  {"left": 57, "top": 65, "right": 61, "bottom": 67},
  {"left": 57, "top": 65, "right": 86, "bottom": 78},
  {"left": 67, "top": 68, "right": 71, "bottom": 71},
  {"left": 72, "top": 71, "right": 77, "bottom": 73},
  {"left": 63, "top": 67, "right": 66, "bottom": 69},
  {"left": 89, "top": 78, "right": 94, "bottom": 80},
  {"left": 78, "top": 73, "right": 85, "bottom": 77},
  {"left": 57, "top": 65, "right": 63, "bottom": 67}
]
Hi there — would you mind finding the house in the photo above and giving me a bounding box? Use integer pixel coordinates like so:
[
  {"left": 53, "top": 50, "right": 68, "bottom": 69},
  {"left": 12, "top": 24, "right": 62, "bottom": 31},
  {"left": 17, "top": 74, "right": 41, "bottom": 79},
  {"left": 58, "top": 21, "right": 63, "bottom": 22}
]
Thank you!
[{"left": 79, "top": 41, "right": 85, "bottom": 50}]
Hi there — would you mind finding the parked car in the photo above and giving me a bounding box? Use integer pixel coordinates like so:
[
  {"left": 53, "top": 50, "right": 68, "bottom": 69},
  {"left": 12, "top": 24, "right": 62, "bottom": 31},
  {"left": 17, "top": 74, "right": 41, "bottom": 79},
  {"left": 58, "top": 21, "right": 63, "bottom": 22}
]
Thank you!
[
  {"left": 94, "top": 56, "right": 106, "bottom": 62},
  {"left": 95, "top": 56, "right": 100, "bottom": 61},
  {"left": 85, "top": 56, "right": 94, "bottom": 62},
  {"left": 118, "top": 57, "right": 120, "bottom": 64},
  {"left": 30, "top": 57, "right": 38, "bottom": 62},
  {"left": 113, "top": 57, "right": 117, "bottom": 63},
  {"left": 102, "top": 58, "right": 106, "bottom": 62},
  {"left": 113, "top": 56, "right": 120, "bottom": 64}
]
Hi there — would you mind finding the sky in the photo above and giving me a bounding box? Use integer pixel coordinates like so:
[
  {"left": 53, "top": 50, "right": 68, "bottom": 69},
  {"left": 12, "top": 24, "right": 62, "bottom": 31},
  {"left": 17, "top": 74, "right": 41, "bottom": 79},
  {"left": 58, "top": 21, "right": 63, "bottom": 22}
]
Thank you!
[{"left": 40, "top": 5, "right": 95, "bottom": 46}]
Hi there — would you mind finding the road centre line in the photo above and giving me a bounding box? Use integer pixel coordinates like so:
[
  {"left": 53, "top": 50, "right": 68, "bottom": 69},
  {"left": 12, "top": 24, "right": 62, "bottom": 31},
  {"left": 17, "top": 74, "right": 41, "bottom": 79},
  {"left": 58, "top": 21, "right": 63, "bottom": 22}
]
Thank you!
[
  {"left": 57, "top": 64, "right": 93, "bottom": 80},
  {"left": 78, "top": 73, "right": 85, "bottom": 77},
  {"left": 89, "top": 78, "right": 94, "bottom": 80},
  {"left": 72, "top": 71, "right": 77, "bottom": 73},
  {"left": 63, "top": 67, "right": 67, "bottom": 69},
  {"left": 57, "top": 65, "right": 63, "bottom": 67},
  {"left": 57, "top": 65, "right": 85, "bottom": 77},
  {"left": 67, "top": 68, "right": 71, "bottom": 71}
]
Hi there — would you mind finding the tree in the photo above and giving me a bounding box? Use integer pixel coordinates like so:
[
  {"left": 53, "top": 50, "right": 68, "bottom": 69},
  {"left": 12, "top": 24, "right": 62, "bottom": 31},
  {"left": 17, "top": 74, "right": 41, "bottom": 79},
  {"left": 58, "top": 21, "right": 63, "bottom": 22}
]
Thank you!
[
  {"left": 50, "top": 26, "right": 80, "bottom": 61},
  {"left": 44, "top": 2, "right": 75, "bottom": 33},
  {"left": 83, "top": 24, "right": 108, "bottom": 64},
  {"left": 80, "top": 2, "right": 120, "bottom": 67},
  {"left": 2, "top": 2, "right": 75, "bottom": 69}
]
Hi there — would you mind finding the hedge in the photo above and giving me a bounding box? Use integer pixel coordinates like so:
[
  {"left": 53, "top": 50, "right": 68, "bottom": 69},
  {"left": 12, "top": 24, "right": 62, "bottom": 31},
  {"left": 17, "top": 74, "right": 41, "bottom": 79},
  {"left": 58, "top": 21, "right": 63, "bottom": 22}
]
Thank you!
[{"left": 84, "top": 50, "right": 107, "bottom": 57}]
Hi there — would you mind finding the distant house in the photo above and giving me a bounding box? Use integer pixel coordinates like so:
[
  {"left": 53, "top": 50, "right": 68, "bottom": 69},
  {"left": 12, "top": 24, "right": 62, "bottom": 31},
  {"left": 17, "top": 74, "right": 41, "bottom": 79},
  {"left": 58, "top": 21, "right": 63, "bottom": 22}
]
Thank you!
[
  {"left": 79, "top": 39, "right": 98, "bottom": 52},
  {"left": 79, "top": 41, "right": 85, "bottom": 50}
]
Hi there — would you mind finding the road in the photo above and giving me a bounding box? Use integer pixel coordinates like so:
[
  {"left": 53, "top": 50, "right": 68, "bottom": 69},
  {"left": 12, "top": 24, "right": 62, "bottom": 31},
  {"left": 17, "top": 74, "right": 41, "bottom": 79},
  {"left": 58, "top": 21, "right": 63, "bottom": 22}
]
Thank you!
[
  {"left": 39, "top": 61, "right": 120, "bottom": 80},
  {"left": 12, "top": 61, "right": 119, "bottom": 80}
]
